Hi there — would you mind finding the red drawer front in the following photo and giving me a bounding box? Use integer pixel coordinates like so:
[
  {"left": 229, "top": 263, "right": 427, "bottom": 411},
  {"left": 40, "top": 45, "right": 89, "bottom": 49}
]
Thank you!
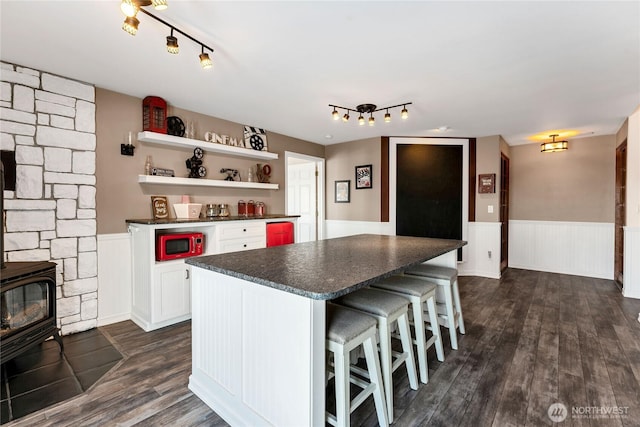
[{"left": 266, "top": 222, "right": 294, "bottom": 247}]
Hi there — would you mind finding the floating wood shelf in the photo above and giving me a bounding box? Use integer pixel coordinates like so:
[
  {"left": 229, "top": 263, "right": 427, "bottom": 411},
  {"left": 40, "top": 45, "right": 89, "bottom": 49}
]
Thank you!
[{"left": 138, "top": 175, "right": 279, "bottom": 190}]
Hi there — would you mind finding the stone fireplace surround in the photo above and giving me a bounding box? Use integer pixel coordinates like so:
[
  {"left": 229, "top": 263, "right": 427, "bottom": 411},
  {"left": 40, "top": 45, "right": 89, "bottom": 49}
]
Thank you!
[{"left": 1, "top": 61, "right": 97, "bottom": 335}]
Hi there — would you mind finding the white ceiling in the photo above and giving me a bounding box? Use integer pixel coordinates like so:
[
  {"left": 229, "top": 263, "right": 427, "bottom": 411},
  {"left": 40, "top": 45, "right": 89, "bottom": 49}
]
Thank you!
[{"left": 1, "top": 1, "right": 639, "bottom": 146}]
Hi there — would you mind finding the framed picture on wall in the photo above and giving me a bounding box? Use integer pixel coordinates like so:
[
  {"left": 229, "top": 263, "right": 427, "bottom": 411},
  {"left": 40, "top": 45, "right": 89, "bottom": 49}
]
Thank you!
[
  {"left": 478, "top": 173, "right": 496, "bottom": 193},
  {"left": 355, "top": 164, "right": 372, "bottom": 189},
  {"left": 335, "top": 180, "right": 350, "bottom": 203},
  {"left": 151, "top": 195, "right": 170, "bottom": 219}
]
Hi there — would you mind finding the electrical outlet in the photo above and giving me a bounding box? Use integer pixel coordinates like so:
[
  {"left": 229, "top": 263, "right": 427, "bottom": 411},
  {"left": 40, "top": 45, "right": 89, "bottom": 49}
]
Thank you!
[{"left": 488, "top": 250, "right": 492, "bottom": 259}]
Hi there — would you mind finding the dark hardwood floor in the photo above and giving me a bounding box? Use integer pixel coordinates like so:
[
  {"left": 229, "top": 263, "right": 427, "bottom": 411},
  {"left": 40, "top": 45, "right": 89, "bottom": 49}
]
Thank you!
[{"left": 5, "top": 268, "right": 640, "bottom": 426}]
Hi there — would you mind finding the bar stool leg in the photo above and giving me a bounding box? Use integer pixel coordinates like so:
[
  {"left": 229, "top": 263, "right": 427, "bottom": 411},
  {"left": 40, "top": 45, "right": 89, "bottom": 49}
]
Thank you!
[
  {"left": 453, "top": 279, "right": 466, "bottom": 334},
  {"left": 397, "top": 312, "right": 419, "bottom": 390},
  {"left": 362, "top": 335, "right": 389, "bottom": 427},
  {"left": 443, "top": 286, "right": 458, "bottom": 350},
  {"left": 378, "top": 320, "right": 394, "bottom": 423},
  {"left": 425, "top": 296, "right": 444, "bottom": 362},
  {"left": 334, "top": 347, "right": 350, "bottom": 427},
  {"left": 411, "top": 298, "right": 429, "bottom": 383}
]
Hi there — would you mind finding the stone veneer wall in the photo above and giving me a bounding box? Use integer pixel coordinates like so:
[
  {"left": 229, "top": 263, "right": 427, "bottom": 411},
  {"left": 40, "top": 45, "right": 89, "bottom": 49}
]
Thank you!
[{"left": 1, "top": 62, "right": 97, "bottom": 335}]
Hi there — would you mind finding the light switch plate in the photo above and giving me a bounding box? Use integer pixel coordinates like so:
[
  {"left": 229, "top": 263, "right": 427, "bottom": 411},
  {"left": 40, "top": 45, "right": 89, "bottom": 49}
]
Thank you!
[{"left": 488, "top": 205, "right": 494, "bottom": 213}]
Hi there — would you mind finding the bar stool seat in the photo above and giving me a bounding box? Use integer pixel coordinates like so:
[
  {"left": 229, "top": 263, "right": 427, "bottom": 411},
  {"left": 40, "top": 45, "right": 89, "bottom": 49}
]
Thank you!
[
  {"left": 404, "top": 264, "right": 466, "bottom": 350},
  {"left": 371, "top": 275, "right": 444, "bottom": 384},
  {"left": 326, "top": 303, "right": 388, "bottom": 427},
  {"left": 335, "top": 288, "right": 418, "bottom": 423}
]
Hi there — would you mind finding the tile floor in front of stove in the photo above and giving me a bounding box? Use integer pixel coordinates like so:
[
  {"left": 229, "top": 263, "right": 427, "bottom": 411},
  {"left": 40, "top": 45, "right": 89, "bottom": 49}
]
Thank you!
[{"left": 0, "top": 328, "right": 122, "bottom": 424}]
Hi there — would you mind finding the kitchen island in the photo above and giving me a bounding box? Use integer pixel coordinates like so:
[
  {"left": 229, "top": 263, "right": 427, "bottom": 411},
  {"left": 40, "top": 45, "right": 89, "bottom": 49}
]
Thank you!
[{"left": 186, "top": 234, "right": 466, "bottom": 426}]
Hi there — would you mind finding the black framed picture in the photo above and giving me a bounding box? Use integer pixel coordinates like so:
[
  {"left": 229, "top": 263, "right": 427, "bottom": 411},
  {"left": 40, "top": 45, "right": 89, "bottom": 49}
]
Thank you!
[
  {"left": 335, "top": 180, "right": 350, "bottom": 203},
  {"left": 355, "top": 164, "right": 372, "bottom": 189}
]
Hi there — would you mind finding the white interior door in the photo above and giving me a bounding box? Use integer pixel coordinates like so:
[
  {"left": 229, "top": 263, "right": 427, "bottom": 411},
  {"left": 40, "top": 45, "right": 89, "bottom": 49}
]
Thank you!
[{"left": 286, "top": 153, "right": 324, "bottom": 242}]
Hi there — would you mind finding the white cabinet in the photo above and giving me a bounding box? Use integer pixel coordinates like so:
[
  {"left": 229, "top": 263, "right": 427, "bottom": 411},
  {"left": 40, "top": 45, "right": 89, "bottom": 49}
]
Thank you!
[
  {"left": 214, "top": 221, "right": 267, "bottom": 254},
  {"left": 128, "top": 218, "right": 294, "bottom": 332}
]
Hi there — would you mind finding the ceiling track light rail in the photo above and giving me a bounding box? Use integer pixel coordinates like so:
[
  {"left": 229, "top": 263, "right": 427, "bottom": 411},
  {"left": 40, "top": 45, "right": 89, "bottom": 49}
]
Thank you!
[
  {"left": 120, "top": 0, "right": 214, "bottom": 69},
  {"left": 329, "top": 102, "right": 412, "bottom": 126}
]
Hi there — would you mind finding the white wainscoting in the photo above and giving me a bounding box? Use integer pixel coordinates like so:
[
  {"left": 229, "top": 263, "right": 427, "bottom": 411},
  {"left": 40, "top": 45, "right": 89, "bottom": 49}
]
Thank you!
[
  {"left": 509, "top": 220, "right": 614, "bottom": 280},
  {"left": 623, "top": 226, "right": 640, "bottom": 299},
  {"left": 97, "top": 233, "right": 132, "bottom": 326},
  {"left": 457, "top": 222, "right": 502, "bottom": 279},
  {"left": 324, "top": 220, "right": 395, "bottom": 239}
]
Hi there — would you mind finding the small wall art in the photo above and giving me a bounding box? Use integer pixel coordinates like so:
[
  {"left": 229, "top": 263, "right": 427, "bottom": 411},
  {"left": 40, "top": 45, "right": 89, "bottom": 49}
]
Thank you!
[
  {"left": 478, "top": 173, "right": 496, "bottom": 193},
  {"left": 355, "top": 164, "right": 372, "bottom": 189},
  {"left": 335, "top": 180, "right": 350, "bottom": 203},
  {"left": 244, "top": 125, "right": 268, "bottom": 151},
  {"left": 151, "top": 195, "right": 169, "bottom": 219}
]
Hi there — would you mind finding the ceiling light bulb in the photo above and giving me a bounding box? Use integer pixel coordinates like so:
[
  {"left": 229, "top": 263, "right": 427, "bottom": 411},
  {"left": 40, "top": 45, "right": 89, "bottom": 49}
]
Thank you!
[
  {"left": 342, "top": 112, "right": 350, "bottom": 122},
  {"left": 384, "top": 110, "right": 391, "bottom": 123},
  {"left": 122, "top": 16, "right": 140, "bottom": 36},
  {"left": 401, "top": 106, "right": 408, "bottom": 120},
  {"left": 120, "top": 0, "right": 138, "bottom": 17},
  {"left": 166, "top": 29, "right": 179, "bottom": 54},
  {"left": 152, "top": 0, "right": 168, "bottom": 10},
  {"left": 332, "top": 108, "right": 339, "bottom": 120},
  {"left": 358, "top": 114, "right": 365, "bottom": 126},
  {"left": 369, "top": 114, "right": 375, "bottom": 126},
  {"left": 199, "top": 51, "right": 213, "bottom": 69}
]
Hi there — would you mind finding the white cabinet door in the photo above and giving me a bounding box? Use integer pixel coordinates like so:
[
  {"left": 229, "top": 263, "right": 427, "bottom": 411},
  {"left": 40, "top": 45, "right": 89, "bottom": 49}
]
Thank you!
[{"left": 153, "top": 263, "right": 191, "bottom": 324}]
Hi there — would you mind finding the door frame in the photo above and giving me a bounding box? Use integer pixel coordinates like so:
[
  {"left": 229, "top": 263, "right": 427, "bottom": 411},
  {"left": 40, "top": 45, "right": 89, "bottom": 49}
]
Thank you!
[
  {"left": 500, "top": 153, "right": 510, "bottom": 272},
  {"left": 284, "top": 151, "right": 325, "bottom": 241},
  {"left": 614, "top": 140, "right": 627, "bottom": 288}
]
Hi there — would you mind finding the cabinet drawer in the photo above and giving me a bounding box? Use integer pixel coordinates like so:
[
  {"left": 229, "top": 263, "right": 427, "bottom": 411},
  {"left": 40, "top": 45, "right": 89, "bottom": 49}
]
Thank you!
[
  {"left": 217, "top": 237, "right": 265, "bottom": 254},
  {"left": 216, "top": 222, "right": 266, "bottom": 240}
]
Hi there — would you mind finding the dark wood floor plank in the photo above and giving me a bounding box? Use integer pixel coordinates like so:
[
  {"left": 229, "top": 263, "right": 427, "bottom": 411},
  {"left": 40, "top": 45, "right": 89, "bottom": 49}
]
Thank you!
[{"left": 4, "top": 269, "right": 640, "bottom": 427}]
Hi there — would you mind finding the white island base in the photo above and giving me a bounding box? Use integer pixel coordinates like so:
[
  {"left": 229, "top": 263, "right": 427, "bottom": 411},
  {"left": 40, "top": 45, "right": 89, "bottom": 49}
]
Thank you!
[{"left": 188, "top": 269, "right": 326, "bottom": 426}]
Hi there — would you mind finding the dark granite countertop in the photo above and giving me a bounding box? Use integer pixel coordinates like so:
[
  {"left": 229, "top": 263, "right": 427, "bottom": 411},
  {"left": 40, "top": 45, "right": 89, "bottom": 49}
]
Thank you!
[
  {"left": 126, "top": 214, "right": 299, "bottom": 225},
  {"left": 186, "top": 234, "right": 466, "bottom": 300}
]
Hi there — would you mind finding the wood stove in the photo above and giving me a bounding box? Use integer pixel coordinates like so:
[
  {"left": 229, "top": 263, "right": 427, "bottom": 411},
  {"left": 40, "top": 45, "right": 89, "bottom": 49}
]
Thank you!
[{"left": 1, "top": 261, "right": 63, "bottom": 364}]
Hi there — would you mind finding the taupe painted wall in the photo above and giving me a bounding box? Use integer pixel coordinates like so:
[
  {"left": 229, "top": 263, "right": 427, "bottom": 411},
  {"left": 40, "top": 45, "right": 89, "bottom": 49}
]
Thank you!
[
  {"left": 95, "top": 88, "right": 324, "bottom": 234},
  {"left": 325, "top": 137, "right": 381, "bottom": 221},
  {"left": 509, "top": 135, "right": 615, "bottom": 222},
  {"left": 475, "top": 135, "right": 500, "bottom": 222}
]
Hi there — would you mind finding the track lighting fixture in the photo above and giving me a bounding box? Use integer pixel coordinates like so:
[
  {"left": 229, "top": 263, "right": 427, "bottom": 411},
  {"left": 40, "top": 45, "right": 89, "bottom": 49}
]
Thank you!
[
  {"left": 329, "top": 102, "right": 412, "bottom": 125},
  {"left": 120, "top": 0, "right": 214, "bottom": 70}
]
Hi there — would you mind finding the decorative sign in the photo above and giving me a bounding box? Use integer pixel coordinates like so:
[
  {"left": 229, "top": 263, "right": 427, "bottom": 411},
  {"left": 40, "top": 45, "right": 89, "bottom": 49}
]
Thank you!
[
  {"left": 244, "top": 125, "right": 268, "bottom": 151},
  {"left": 151, "top": 195, "right": 169, "bottom": 219},
  {"left": 478, "top": 173, "right": 496, "bottom": 193},
  {"left": 355, "top": 164, "right": 372, "bottom": 189},
  {"left": 204, "top": 131, "right": 244, "bottom": 147}
]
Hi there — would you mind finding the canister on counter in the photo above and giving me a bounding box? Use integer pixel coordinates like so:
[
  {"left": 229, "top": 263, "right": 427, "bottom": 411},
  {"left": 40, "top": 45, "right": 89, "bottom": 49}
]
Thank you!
[
  {"left": 255, "top": 201, "right": 265, "bottom": 216},
  {"left": 238, "top": 200, "right": 247, "bottom": 216},
  {"left": 247, "top": 200, "right": 255, "bottom": 216}
]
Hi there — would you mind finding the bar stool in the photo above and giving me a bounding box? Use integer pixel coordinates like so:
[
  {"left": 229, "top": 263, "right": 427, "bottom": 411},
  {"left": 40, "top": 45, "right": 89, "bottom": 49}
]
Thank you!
[
  {"left": 335, "top": 288, "right": 418, "bottom": 423},
  {"left": 371, "top": 275, "right": 444, "bottom": 384},
  {"left": 404, "top": 264, "right": 465, "bottom": 350},
  {"left": 326, "top": 303, "right": 388, "bottom": 427}
]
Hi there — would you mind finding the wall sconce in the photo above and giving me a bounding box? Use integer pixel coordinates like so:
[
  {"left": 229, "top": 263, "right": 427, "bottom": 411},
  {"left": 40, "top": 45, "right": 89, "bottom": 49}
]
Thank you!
[
  {"left": 121, "top": 131, "right": 136, "bottom": 156},
  {"left": 540, "top": 134, "right": 568, "bottom": 153},
  {"left": 328, "top": 102, "right": 412, "bottom": 126}
]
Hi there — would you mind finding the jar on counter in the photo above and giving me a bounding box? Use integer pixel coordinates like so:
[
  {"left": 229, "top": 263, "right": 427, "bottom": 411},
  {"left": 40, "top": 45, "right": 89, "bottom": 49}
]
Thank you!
[
  {"left": 255, "top": 201, "right": 266, "bottom": 216},
  {"left": 219, "top": 203, "right": 230, "bottom": 217},
  {"left": 206, "top": 203, "right": 218, "bottom": 217},
  {"left": 238, "top": 200, "right": 247, "bottom": 216},
  {"left": 247, "top": 200, "right": 255, "bottom": 216}
]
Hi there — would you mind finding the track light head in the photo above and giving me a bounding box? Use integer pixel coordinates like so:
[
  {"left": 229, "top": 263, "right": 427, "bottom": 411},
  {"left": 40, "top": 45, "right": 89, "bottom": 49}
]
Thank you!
[
  {"left": 401, "top": 105, "right": 408, "bottom": 120},
  {"left": 120, "top": 0, "right": 141, "bottom": 17},
  {"left": 152, "top": 0, "right": 168, "bottom": 10},
  {"left": 166, "top": 29, "right": 179, "bottom": 54},
  {"left": 384, "top": 110, "right": 391, "bottom": 123},
  {"left": 122, "top": 15, "right": 140, "bottom": 35},
  {"left": 199, "top": 48, "right": 213, "bottom": 69},
  {"left": 332, "top": 108, "right": 339, "bottom": 120},
  {"left": 342, "top": 112, "right": 350, "bottom": 122},
  {"left": 358, "top": 114, "right": 365, "bottom": 126},
  {"left": 368, "top": 114, "right": 375, "bottom": 126}
]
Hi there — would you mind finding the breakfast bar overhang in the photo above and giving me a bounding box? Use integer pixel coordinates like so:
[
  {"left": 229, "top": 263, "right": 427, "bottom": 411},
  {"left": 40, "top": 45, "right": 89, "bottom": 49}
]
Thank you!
[{"left": 186, "top": 234, "right": 466, "bottom": 426}]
